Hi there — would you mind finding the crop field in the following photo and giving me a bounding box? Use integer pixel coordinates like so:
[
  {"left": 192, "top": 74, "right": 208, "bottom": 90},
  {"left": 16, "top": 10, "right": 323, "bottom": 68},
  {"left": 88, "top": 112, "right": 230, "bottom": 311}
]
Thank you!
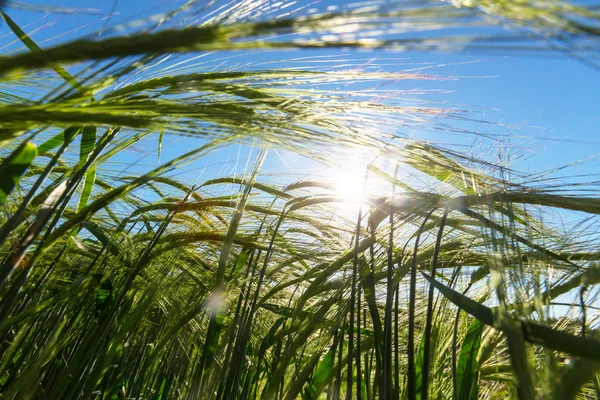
[{"left": 0, "top": 1, "right": 600, "bottom": 399}]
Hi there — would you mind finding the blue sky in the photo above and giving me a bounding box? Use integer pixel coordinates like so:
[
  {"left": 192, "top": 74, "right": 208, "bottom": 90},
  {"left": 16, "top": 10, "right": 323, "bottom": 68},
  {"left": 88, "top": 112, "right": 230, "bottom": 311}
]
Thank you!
[{"left": 2, "top": 0, "right": 600, "bottom": 192}]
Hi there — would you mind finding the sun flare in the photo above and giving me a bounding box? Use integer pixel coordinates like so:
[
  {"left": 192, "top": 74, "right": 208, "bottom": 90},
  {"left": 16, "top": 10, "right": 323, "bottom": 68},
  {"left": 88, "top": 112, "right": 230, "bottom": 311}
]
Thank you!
[
  {"left": 334, "top": 171, "right": 364, "bottom": 203},
  {"left": 331, "top": 167, "right": 366, "bottom": 213}
]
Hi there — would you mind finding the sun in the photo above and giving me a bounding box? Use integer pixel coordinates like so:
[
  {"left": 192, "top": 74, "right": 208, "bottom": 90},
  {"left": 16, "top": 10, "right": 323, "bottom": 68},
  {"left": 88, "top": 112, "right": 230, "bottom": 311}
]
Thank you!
[
  {"left": 334, "top": 171, "right": 363, "bottom": 202},
  {"left": 332, "top": 167, "right": 365, "bottom": 211}
]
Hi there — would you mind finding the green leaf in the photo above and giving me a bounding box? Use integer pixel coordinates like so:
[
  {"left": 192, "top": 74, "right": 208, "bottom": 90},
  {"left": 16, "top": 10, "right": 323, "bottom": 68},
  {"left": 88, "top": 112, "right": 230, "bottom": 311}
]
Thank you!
[
  {"left": 415, "top": 326, "right": 437, "bottom": 400},
  {"left": 38, "top": 132, "right": 63, "bottom": 155},
  {"left": 421, "top": 271, "right": 495, "bottom": 326},
  {"left": 421, "top": 271, "right": 600, "bottom": 362},
  {"left": 303, "top": 347, "right": 334, "bottom": 399},
  {"left": 78, "top": 126, "right": 96, "bottom": 167},
  {"left": 73, "top": 127, "right": 98, "bottom": 228},
  {"left": 231, "top": 251, "right": 249, "bottom": 279},
  {"left": 258, "top": 317, "right": 285, "bottom": 356},
  {"left": 0, "top": 12, "right": 90, "bottom": 164},
  {"left": 455, "top": 319, "right": 483, "bottom": 400},
  {"left": 415, "top": 331, "right": 426, "bottom": 400},
  {"left": 152, "top": 295, "right": 211, "bottom": 356},
  {"left": 77, "top": 166, "right": 96, "bottom": 212},
  {"left": 95, "top": 279, "right": 115, "bottom": 318},
  {"left": 0, "top": 141, "right": 37, "bottom": 205},
  {"left": 38, "top": 127, "right": 80, "bottom": 155}
]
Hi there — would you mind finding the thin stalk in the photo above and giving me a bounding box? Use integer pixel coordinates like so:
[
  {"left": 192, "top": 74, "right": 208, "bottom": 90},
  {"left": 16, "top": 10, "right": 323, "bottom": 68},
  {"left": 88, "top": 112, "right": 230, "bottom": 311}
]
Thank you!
[
  {"left": 421, "top": 208, "right": 449, "bottom": 400},
  {"left": 452, "top": 277, "right": 470, "bottom": 400},
  {"left": 347, "top": 203, "right": 364, "bottom": 400},
  {"left": 357, "top": 274, "right": 362, "bottom": 400},
  {"left": 382, "top": 211, "right": 395, "bottom": 398},
  {"left": 334, "top": 321, "right": 346, "bottom": 400},
  {"left": 407, "top": 208, "right": 436, "bottom": 400},
  {"left": 382, "top": 161, "right": 399, "bottom": 399},
  {"left": 394, "top": 280, "right": 400, "bottom": 400},
  {"left": 363, "top": 309, "right": 370, "bottom": 400}
]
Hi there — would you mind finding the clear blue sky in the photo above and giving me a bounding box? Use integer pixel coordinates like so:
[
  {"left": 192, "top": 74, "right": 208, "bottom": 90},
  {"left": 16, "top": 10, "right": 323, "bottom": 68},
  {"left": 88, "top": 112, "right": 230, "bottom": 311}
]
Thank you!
[{"left": 2, "top": 0, "right": 600, "bottom": 191}]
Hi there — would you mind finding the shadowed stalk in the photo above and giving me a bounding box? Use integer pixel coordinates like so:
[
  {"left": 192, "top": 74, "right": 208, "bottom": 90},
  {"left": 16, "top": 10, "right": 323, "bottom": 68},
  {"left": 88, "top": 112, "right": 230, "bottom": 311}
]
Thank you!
[
  {"left": 394, "top": 280, "right": 400, "bottom": 400},
  {"left": 363, "top": 310, "right": 371, "bottom": 400},
  {"left": 421, "top": 208, "right": 449, "bottom": 400},
  {"left": 348, "top": 170, "right": 368, "bottom": 400},
  {"left": 451, "top": 272, "right": 470, "bottom": 400},
  {"left": 334, "top": 321, "right": 345, "bottom": 400},
  {"left": 580, "top": 286, "right": 587, "bottom": 338},
  {"left": 407, "top": 208, "right": 436, "bottom": 400},
  {"left": 382, "top": 162, "right": 399, "bottom": 398},
  {"left": 367, "top": 244, "right": 383, "bottom": 398},
  {"left": 357, "top": 265, "right": 363, "bottom": 400}
]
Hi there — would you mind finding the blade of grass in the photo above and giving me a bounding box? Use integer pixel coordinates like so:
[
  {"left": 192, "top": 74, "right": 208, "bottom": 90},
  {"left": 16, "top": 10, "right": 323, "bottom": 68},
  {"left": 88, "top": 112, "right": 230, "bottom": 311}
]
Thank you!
[
  {"left": 455, "top": 319, "right": 483, "bottom": 400},
  {"left": 0, "top": 141, "right": 37, "bottom": 206},
  {"left": 421, "top": 271, "right": 600, "bottom": 361}
]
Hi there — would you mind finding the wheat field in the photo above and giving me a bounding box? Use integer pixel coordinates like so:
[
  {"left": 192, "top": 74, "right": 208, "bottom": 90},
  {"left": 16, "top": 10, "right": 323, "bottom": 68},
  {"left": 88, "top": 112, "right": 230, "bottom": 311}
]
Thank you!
[{"left": 0, "top": 1, "right": 600, "bottom": 399}]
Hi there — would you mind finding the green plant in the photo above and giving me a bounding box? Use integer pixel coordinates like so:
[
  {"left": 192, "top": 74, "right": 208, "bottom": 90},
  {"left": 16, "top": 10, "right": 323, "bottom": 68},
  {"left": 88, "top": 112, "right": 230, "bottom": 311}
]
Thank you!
[{"left": 0, "top": 1, "right": 600, "bottom": 399}]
